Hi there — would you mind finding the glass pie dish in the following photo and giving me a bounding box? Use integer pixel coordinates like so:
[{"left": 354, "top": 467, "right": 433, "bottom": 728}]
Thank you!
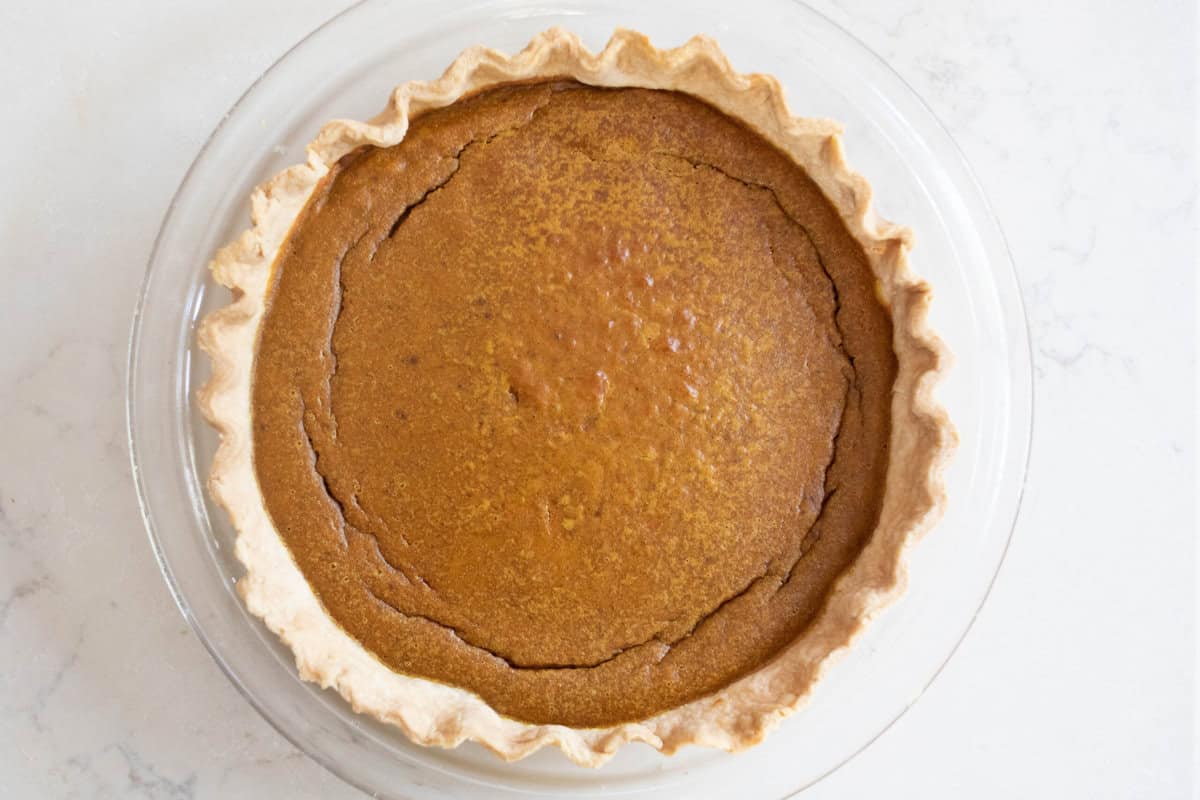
[{"left": 127, "top": 1, "right": 1033, "bottom": 796}]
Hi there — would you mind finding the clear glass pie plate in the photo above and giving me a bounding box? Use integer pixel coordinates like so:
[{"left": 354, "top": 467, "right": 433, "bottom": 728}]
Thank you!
[{"left": 127, "top": 1, "right": 1033, "bottom": 797}]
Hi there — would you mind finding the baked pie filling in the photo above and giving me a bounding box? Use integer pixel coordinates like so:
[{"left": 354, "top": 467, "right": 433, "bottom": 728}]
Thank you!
[{"left": 250, "top": 80, "right": 896, "bottom": 727}]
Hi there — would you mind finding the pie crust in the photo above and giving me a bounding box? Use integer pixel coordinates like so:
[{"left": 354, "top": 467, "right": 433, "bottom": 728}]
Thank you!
[{"left": 198, "top": 28, "right": 954, "bottom": 767}]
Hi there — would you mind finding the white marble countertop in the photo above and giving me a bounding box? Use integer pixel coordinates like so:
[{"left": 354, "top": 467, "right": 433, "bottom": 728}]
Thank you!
[{"left": 0, "top": 1, "right": 1194, "bottom": 797}]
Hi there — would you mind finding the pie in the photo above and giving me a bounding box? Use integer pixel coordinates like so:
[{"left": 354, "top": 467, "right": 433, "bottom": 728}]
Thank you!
[{"left": 199, "top": 28, "right": 953, "bottom": 767}]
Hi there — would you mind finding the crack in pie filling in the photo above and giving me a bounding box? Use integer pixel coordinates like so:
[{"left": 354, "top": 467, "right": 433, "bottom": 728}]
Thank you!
[{"left": 201, "top": 29, "right": 953, "bottom": 765}]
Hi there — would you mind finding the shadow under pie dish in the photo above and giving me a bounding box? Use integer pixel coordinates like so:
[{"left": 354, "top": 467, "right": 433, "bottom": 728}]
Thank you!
[{"left": 198, "top": 28, "right": 954, "bottom": 767}]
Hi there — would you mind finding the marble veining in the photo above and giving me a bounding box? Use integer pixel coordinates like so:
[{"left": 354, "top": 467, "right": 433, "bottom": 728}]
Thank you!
[{"left": 0, "top": 0, "right": 1192, "bottom": 797}]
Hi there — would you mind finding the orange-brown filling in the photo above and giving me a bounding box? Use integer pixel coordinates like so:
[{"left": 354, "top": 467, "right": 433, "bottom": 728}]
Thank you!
[{"left": 252, "top": 81, "right": 895, "bottom": 726}]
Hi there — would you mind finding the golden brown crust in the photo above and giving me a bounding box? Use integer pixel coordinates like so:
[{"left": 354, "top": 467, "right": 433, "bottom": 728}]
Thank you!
[{"left": 198, "top": 28, "right": 954, "bottom": 767}]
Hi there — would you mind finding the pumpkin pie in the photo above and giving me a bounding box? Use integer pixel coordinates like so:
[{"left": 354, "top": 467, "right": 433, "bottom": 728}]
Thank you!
[{"left": 199, "top": 29, "right": 953, "bottom": 767}]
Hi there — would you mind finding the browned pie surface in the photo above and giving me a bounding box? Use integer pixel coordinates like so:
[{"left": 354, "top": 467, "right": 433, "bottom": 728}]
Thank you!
[{"left": 251, "top": 80, "right": 896, "bottom": 727}]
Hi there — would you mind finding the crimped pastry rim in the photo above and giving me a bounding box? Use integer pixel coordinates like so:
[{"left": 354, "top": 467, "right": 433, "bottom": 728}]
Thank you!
[{"left": 197, "top": 27, "right": 955, "bottom": 768}]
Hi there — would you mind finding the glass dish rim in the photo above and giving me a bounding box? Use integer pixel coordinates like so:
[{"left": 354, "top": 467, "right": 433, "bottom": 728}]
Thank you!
[{"left": 126, "top": 1, "right": 1035, "bottom": 796}]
